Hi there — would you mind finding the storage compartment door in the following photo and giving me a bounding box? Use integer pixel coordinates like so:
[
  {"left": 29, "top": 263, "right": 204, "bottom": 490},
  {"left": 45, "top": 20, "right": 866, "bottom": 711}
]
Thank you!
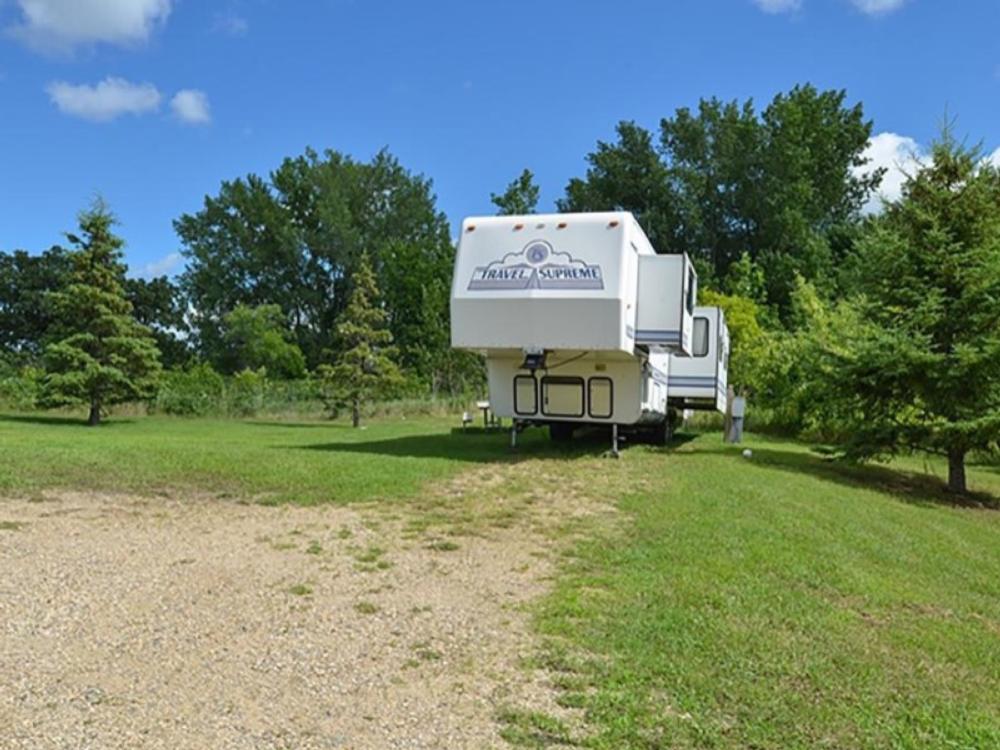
[
  {"left": 514, "top": 375, "right": 538, "bottom": 415},
  {"left": 588, "top": 377, "right": 613, "bottom": 419},
  {"left": 541, "top": 377, "right": 585, "bottom": 418}
]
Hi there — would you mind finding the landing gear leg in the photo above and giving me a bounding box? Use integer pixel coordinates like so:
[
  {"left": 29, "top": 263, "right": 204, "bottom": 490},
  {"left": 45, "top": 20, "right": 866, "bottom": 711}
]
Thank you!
[
  {"left": 610, "top": 423, "right": 620, "bottom": 459},
  {"left": 510, "top": 420, "right": 519, "bottom": 451}
]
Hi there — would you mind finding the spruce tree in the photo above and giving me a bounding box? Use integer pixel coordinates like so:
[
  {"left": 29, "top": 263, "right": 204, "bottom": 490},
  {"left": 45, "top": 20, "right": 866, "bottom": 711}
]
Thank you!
[
  {"left": 828, "top": 131, "right": 1000, "bottom": 494},
  {"left": 320, "top": 253, "right": 402, "bottom": 427},
  {"left": 43, "top": 202, "right": 162, "bottom": 425}
]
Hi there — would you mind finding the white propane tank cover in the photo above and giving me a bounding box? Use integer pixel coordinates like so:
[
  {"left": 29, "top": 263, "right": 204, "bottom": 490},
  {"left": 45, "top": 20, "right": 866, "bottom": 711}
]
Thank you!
[
  {"left": 742, "top": 448, "right": 753, "bottom": 459},
  {"left": 732, "top": 397, "right": 747, "bottom": 418}
]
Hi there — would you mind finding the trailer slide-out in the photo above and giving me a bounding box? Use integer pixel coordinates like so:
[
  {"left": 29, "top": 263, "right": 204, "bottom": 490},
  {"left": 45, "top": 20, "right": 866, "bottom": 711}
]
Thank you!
[{"left": 668, "top": 305, "right": 730, "bottom": 415}]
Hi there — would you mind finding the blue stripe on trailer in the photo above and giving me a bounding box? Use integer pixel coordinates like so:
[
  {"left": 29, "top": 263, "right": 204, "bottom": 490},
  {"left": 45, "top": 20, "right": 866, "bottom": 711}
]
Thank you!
[
  {"left": 635, "top": 329, "right": 681, "bottom": 343},
  {"left": 668, "top": 376, "right": 718, "bottom": 387}
]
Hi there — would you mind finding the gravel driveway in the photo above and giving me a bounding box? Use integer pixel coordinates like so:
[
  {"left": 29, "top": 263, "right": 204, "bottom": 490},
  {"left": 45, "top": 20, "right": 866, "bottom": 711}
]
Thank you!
[{"left": 0, "top": 472, "right": 589, "bottom": 749}]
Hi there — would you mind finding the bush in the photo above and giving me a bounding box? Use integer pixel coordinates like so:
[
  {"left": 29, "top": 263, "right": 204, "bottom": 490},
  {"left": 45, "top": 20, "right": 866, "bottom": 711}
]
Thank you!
[
  {"left": 226, "top": 368, "right": 267, "bottom": 417},
  {"left": 0, "top": 364, "right": 44, "bottom": 410},
  {"left": 154, "top": 364, "right": 225, "bottom": 416}
]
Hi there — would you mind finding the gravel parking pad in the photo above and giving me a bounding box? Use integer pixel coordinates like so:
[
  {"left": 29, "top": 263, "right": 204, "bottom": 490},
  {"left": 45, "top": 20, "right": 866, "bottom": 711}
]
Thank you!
[{"left": 0, "top": 484, "right": 577, "bottom": 749}]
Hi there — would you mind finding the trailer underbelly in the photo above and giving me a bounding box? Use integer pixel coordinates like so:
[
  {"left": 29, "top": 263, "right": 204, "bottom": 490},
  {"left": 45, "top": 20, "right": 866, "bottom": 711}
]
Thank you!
[{"left": 485, "top": 352, "right": 669, "bottom": 427}]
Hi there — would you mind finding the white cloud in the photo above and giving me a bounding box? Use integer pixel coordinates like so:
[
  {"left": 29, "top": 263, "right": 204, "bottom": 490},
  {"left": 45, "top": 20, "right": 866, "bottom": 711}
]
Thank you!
[
  {"left": 753, "top": 0, "right": 907, "bottom": 15},
  {"left": 752, "top": 0, "right": 801, "bottom": 13},
  {"left": 854, "top": 132, "right": 925, "bottom": 213},
  {"left": 9, "top": 0, "right": 172, "bottom": 52},
  {"left": 46, "top": 77, "right": 162, "bottom": 122},
  {"left": 213, "top": 12, "right": 248, "bottom": 36},
  {"left": 849, "top": 0, "right": 907, "bottom": 15},
  {"left": 170, "top": 89, "right": 211, "bottom": 125},
  {"left": 857, "top": 134, "right": 1000, "bottom": 212},
  {"left": 138, "top": 251, "right": 183, "bottom": 278}
]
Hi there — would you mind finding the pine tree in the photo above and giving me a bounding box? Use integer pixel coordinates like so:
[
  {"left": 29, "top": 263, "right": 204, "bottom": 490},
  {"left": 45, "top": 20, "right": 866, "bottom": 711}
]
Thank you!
[
  {"left": 43, "top": 202, "right": 162, "bottom": 425},
  {"left": 319, "top": 253, "right": 402, "bottom": 427},
  {"left": 827, "top": 130, "right": 1000, "bottom": 494}
]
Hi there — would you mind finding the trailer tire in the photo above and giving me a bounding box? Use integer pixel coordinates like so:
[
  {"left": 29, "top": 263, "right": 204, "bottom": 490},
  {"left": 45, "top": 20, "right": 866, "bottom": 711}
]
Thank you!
[
  {"left": 650, "top": 419, "right": 671, "bottom": 446},
  {"left": 549, "top": 423, "right": 575, "bottom": 443}
]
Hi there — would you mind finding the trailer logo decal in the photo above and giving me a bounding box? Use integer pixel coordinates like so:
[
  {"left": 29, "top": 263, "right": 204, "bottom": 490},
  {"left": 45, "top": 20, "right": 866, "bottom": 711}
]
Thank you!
[{"left": 468, "top": 241, "right": 604, "bottom": 291}]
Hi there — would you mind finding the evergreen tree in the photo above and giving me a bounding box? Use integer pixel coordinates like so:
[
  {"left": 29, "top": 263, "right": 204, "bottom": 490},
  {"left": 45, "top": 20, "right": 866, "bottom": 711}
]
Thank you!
[
  {"left": 491, "top": 168, "right": 540, "bottom": 215},
  {"left": 825, "top": 131, "right": 1000, "bottom": 493},
  {"left": 43, "top": 202, "right": 162, "bottom": 425},
  {"left": 318, "top": 253, "right": 401, "bottom": 427}
]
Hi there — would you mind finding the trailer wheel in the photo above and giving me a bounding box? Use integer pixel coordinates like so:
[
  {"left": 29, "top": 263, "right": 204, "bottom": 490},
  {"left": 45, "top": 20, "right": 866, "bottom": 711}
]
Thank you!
[
  {"left": 651, "top": 419, "right": 671, "bottom": 445},
  {"left": 549, "top": 423, "right": 575, "bottom": 443}
]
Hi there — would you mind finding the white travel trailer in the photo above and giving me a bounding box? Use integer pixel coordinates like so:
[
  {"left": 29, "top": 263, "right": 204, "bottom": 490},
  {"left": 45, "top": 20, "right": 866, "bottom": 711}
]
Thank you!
[
  {"left": 668, "top": 306, "right": 730, "bottom": 414},
  {"left": 450, "top": 211, "right": 697, "bottom": 451}
]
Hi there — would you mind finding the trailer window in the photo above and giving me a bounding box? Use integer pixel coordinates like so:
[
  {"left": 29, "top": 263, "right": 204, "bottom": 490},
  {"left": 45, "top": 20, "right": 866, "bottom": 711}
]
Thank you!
[
  {"left": 588, "top": 377, "right": 613, "bottom": 419},
  {"left": 693, "top": 317, "right": 709, "bottom": 357},
  {"left": 541, "top": 376, "right": 585, "bottom": 418},
  {"left": 686, "top": 266, "right": 696, "bottom": 315},
  {"left": 514, "top": 375, "right": 537, "bottom": 415}
]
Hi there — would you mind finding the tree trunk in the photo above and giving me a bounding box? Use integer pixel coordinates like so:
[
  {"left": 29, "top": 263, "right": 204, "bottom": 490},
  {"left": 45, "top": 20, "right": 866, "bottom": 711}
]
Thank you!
[
  {"left": 88, "top": 400, "right": 101, "bottom": 427},
  {"left": 947, "top": 447, "right": 967, "bottom": 494},
  {"left": 352, "top": 399, "right": 360, "bottom": 428}
]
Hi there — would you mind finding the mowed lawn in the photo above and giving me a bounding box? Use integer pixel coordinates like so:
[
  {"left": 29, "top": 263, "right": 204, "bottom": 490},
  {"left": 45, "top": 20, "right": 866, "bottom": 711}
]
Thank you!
[
  {"left": 2, "top": 413, "right": 1000, "bottom": 748},
  {"left": 528, "top": 436, "right": 1000, "bottom": 749},
  {"left": 0, "top": 412, "right": 546, "bottom": 503}
]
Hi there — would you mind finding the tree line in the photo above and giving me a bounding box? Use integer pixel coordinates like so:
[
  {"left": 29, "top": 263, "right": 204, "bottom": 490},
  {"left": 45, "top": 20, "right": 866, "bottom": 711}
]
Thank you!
[{"left": 1, "top": 83, "right": 998, "bottom": 492}]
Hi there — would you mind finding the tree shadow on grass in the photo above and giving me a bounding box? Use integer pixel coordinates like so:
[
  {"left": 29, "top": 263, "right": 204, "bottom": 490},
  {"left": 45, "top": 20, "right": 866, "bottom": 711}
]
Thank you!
[
  {"left": 0, "top": 413, "right": 135, "bottom": 428},
  {"left": 299, "top": 426, "right": 611, "bottom": 462},
  {"left": 248, "top": 420, "right": 352, "bottom": 430},
  {"left": 709, "top": 444, "right": 999, "bottom": 510},
  {"left": 295, "top": 425, "right": 699, "bottom": 463}
]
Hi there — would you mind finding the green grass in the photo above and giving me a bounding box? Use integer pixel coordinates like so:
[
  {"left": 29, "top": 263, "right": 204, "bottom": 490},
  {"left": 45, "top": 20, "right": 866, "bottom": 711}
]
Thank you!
[
  {"left": 0, "top": 412, "right": 549, "bottom": 504},
  {"left": 532, "top": 434, "right": 1000, "bottom": 749}
]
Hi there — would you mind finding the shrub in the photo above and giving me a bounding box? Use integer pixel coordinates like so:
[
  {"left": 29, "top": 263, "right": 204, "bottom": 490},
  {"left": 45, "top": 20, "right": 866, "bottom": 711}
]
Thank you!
[
  {"left": 154, "top": 364, "right": 225, "bottom": 416},
  {"left": 226, "top": 367, "right": 267, "bottom": 417},
  {"left": 0, "top": 364, "right": 44, "bottom": 410}
]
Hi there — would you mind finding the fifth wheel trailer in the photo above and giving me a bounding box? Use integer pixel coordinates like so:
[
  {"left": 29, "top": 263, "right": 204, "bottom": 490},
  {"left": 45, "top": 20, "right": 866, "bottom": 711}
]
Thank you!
[
  {"left": 668, "top": 305, "right": 730, "bottom": 414},
  {"left": 450, "top": 211, "right": 697, "bottom": 451}
]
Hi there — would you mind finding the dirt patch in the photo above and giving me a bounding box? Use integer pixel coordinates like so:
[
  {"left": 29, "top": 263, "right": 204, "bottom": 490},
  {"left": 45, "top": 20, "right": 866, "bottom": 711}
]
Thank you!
[{"left": 0, "top": 465, "right": 615, "bottom": 749}]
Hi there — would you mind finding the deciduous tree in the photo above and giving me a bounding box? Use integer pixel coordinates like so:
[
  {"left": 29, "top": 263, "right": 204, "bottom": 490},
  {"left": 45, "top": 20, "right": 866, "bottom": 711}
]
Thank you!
[
  {"left": 560, "top": 86, "right": 881, "bottom": 312},
  {"left": 491, "top": 168, "right": 540, "bottom": 215},
  {"left": 219, "top": 304, "right": 306, "bottom": 379},
  {"left": 124, "top": 276, "right": 190, "bottom": 368},
  {"left": 176, "top": 148, "right": 454, "bottom": 385},
  {"left": 0, "top": 246, "right": 72, "bottom": 358}
]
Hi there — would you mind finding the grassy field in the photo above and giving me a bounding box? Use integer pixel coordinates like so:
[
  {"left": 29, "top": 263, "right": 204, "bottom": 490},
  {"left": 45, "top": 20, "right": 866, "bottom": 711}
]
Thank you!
[
  {"left": 0, "top": 412, "right": 550, "bottom": 504},
  {"left": 520, "top": 436, "right": 1000, "bottom": 749},
  {"left": 2, "top": 412, "right": 999, "bottom": 748}
]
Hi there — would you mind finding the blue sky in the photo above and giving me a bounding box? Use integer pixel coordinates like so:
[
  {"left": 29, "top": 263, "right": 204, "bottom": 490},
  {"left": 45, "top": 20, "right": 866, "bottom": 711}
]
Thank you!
[{"left": 1, "top": 0, "right": 998, "bottom": 278}]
